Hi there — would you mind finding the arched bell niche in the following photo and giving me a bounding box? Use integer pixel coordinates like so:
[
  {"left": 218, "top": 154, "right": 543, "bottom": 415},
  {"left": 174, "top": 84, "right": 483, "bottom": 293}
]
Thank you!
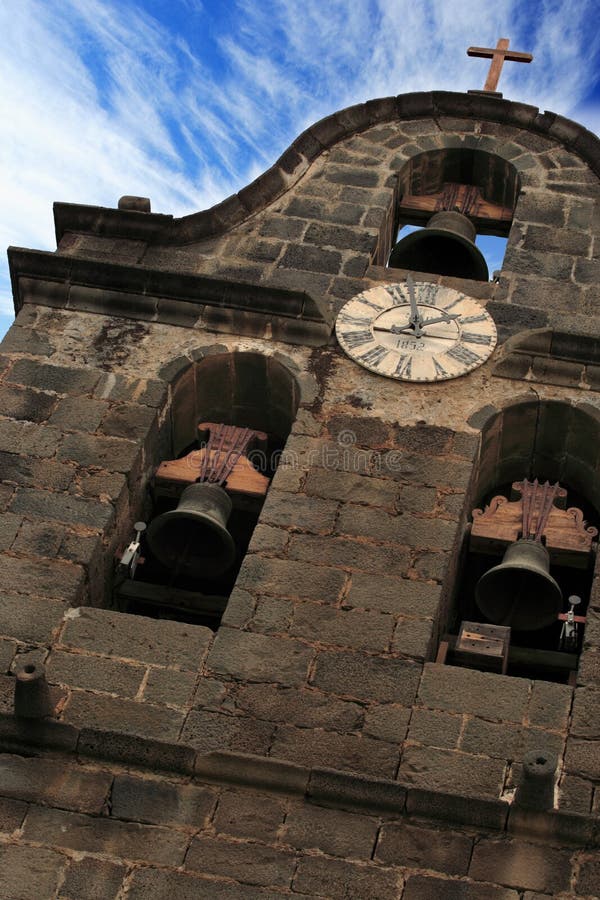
[
  {"left": 114, "top": 351, "right": 300, "bottom": 627},
  {"left": 440, "top": 398, "right": 600, "bottom": 684},
  {"left": 388, "top": 148, "right": 521, "bottom": 281}
]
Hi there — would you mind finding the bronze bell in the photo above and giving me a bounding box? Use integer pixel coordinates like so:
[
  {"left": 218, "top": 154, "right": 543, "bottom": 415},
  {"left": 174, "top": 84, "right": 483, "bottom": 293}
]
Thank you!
[
  {"left": 146, "top": 483, "right": 236, "bottom": 578},
  {"left": 389, "top": 211, "right": 489, "bottom": 281},
  {"left": 475, "top": 539, "right": 563, "bottom": 631}
]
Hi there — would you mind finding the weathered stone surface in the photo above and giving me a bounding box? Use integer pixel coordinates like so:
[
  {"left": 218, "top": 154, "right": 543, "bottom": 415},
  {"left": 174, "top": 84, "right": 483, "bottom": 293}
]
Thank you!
[
  {"left": 23, "top": 805, "right": 189, "bottom": 865},
  {"left": 347, "top": 572, "right": 440, "bottom": 614},
  {"left": 290, "top": 603, "right": 394, "bottom": 651},
  {"left": 213, "top": 788, "right": 287, "bottom": 841},
  {"left": 60, "top": 607, "right": 212, "bottom": 668},
  {"left": 60, "top": 857, "right": 127, "bottom": 900},
  {"left": 398, "top": 745, "right": 506, "bottom": 798},
  {"left": 47, "top": 650, "right": 144, "bottom": 697},
  {"left": 231, "top": 682, "right": 362, "bottom": 731},
  {"left": 469, "top": 837, "right": 572, "bottom": 892},
  {"left": 285, "top": 803, "right": 378, "bottom": 858},
  {"left": 10, "top": 487, "right": 113, "bottom": 528},
  {"left": 63, "top": 691, "right": 185, "bottom": 741},
  {"left": 312, "top": 648, "right": 421, "bottom": 704},
  {"left": 181, "top": 707, "right": 274, "bottom": 755},
  {"left": 292, "top": 855, "right": 400, "bottom": 899},
  {"left": 418, "top": 663, "right": 530, "bottom": 722},
  {"left": 236, "top": 555, "right": 347, "bottom": 602},
  {"left": 185, "top": 834, "right": 296, "bottom": 887},
  {"left": 403, "top": 875, "right": 518, "bottom": 900},
  {"left": 58, "top": 433, "right": 139, "bottom": 472},
  {"left": 207, "top": 628, "right": 313, "bottom": 686},
  {"left": 271, "top": 724, "right": 398, "bottom": 777},
  {"left": 111, "top": 773, "right": 216, "bottom": 826},
  {"left": 0, "top": 556, "right": 83, "bottom": 603},
  {"left": 0, "top": 843, "right": 66, "bottom": 900},
  {"left": 142, "top": 666, "right": 197, "bottom": 707},
  {"left": 126, "top": 867, "right": 263, "bottom": 900},
  {"left": 376, "top": 820, "right": 473, "bottom": 874},
  {"left": 0, "top": 753, "right": 111, "bottom": 814}
]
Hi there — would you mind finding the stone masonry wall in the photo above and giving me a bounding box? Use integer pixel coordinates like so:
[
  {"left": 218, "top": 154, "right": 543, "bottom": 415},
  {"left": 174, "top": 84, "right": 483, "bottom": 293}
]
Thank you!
[{"left": 2, "top": 93, "right": 600, "bottom": 896}]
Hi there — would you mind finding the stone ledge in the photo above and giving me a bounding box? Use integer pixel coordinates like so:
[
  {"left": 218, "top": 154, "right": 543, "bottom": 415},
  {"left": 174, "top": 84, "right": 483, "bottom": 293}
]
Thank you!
[
  {"left": 0, "top": 717, "right": 596, "bottom": 846},
  {"left": 8, "top": 249, "right": 333, "bottom": 346}
]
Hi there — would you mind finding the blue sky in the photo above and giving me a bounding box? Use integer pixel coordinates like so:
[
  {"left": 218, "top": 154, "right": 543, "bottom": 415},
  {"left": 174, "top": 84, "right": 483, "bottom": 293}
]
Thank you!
[{"left": 1, "top": 0, "right": 599, "bottom": 339}]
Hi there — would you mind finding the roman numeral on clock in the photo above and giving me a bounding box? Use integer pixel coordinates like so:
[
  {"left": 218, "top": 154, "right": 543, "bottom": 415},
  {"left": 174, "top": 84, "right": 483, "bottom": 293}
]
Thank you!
[
  {"left": 394, "top": 354, "right": 412, "bottom": 379},
  {"left": 387, "top": 284, "right": 407, "bottom": 306},
  {"left": 338, "top": 313, "right": 373, "bottom": 327},
  {"left": 359, "top": 346, "right": 390, "bottom": 367},
  {"left": 462, "top": 331, "right": 493, "bottom": 346},
  {"left": 343, "top": 328, "right": 373, "bottom": 349},
  {"left": 446, "top": 344, "right": 482, "bottom": 366},
  {"left": 432, "top": 358, "right": 450, "bottom": 379}
]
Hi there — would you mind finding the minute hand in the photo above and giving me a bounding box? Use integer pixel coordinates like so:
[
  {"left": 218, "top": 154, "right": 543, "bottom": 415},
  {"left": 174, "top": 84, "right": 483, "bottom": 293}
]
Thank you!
[{"left": 385, "top": 312, "right": 460, "bottom": 337}]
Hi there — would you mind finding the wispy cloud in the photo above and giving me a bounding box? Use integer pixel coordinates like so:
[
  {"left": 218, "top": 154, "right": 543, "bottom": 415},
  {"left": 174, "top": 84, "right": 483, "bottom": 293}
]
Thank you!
[{"left": 1, "top": 0, "right": 598, "bottom": 326}]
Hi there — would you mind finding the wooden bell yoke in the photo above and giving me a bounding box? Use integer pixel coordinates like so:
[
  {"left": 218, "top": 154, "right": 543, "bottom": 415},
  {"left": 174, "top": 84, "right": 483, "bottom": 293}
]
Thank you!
[{"left": 154, "top": 421, "right": 270, "bottom": 502}]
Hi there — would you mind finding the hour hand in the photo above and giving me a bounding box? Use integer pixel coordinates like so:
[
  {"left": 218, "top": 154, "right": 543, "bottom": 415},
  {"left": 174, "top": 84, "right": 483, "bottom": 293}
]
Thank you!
[
  {"left": 406, "top": 274, "right": 421, "bottom": 326},
  {"left": 418, "top": 312, "right": 460, "bottom": 328}
]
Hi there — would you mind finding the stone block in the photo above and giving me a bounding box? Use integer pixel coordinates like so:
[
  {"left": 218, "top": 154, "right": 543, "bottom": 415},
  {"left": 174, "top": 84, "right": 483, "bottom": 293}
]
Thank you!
[
  {"left": 290, "top": 603, "right": 394, "bottom": 652},
  {"left": 408, "top": 708, "right": 462, "bottom": 749},
  {"left": 0, "top": 384, "right": 56, "bottom": 423},
  {"left": 288, "top": 533, "right": 411, "bottom": 577},
  {"left": 363, "top": 703, "right": 410, "bottom": 743},
  {"left": 0, "top": 419, "right": 60, "bottom": 458},
  {"left": 0, "top": 752, "right": 111, "bottom": 814},
  {"left": 469, "top": 837, "right": 572, "bottom": 893},
  {"left": 0, "top": 796, "right": 27, "bottom": 832},
  {"left": 348, "top": 572, "right": 441, "bottom": 615},
  {"left": 213, "top": 788, "right": 287, "bottom": 840},
  {"left": 398, "top": 745, "right": 506, "bottom": 798},
  {"left": 64, "top": 690, "right": 185, "bottom": 741},
  {"left": 99, "top": 402, "right": 157, "bottom": 441},
  {"left": 528, "top": 680, "right": 573, "bottom": 730},
  {"left": 207, "top": 628, "right": 313, "bottom": 686},
  {"left": 293, "top": 855, "right": 400, "bottom": 900},
  {"left": 304, "top": 469, "right": 398, "bottom": 507},
  {"left": 61, "top": 607, "right": 212, "bottom": 668},
  {"left": 78, "top": 727, "right": 195, "bottom": 773},
  {"left": 260, "top": 490, "right": 338, "bottom": 532},
  {"left": 406, "top": 788, "right": 509, "bottom": 830},
  {"left": 278, "top": 244, "right": 342, "bottom": 274},
  {"left": 576, "top": 853, "right": 600, "bottom": 897},
  {"left": 47, "top": 650, "right": 144, "bottom": 698},
  {"left": 391, "top": 617, "right": 433, "bottom": 659},
  {"left": 231, "top": 682, "right": 362, "bottom": 731},
  {"left": 571, "top": 688, "right": 600, "bottom": 738},
  {"left": 403, "top": 874, "right": 518, "bottom": 900},
  {"left": 126, "top": 867, "right": 258, "bottom": 900},
  {"left": 7, "top": 359, "right": 101, "bottom": 395},
  {"left": 194, "top": 749, "right": 309, "bottom": 794},
  {"left": 461, "top": 720, "right": 564, "bottom": 763},
  {"left": 285, "top": 803, "right": 378, "bottom": 858},
  {"left": 23, "top": 805, "right": 188, "bottom": 865},
  {"left": 111, "top": 773, "right": 216, "bottom": 827},
  {"left": 143, "top": 667, "right": 198, "bottom": 707},
  {"left": 235, "top": 555, "right": 347, "bottom": 602},
  {"left": 60, "top": 857, "right": 127, "bottom": 900},
  {"left": 376, "top": 820, "right": 473, "bottom": 874},
  {"left": 0, "top": 844, "right": 66, "bottom": 900},
  {"left": 58, "top": 432, "right": 139, "bottom": 472},
  {"left": 564, "top": 738, "right": 600, "bottom": 779},
  {"left": 185, "top": 834, "right": 296, "bottom": 887},
  {"left": 48, "top": 396, "right": 108, "bottom": 431},
  {"left": 313, "top": 647, "right": 421, "bottom": 706},
  {"left": 0, "top": 555, "right": 84, "bottom": 604},
  {"left": 271, "top": 724, "right": 399, "bottom": 778},
  {"left": 417, "top": 663, "right": 530, "bottom": 722},
  {"left": 181, "top": 708, "right": 274, "bottom": 755},
  {"left": 0, "top": 451, "right": 73, "bottom": 490},
  {"left": 10, "top": 487, "right": 113, "bottom": 528}
]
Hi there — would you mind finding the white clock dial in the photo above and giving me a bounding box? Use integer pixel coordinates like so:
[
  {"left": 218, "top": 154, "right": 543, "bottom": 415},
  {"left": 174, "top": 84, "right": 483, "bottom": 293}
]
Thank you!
[{"left": 335, "top": 280, "right": 497, "bottom": 382}]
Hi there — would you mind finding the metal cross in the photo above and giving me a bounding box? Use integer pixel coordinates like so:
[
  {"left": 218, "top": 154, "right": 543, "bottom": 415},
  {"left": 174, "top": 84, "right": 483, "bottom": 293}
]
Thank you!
[{"left": 467, "top": 38, "right": 533, "bottom": 93}]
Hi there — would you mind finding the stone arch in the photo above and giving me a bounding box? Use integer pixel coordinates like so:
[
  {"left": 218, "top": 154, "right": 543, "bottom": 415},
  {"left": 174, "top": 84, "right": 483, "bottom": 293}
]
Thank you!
[
  {"left": 168, "top": 350, "right": 301, "bottom": 460},
  {"left": 475, "top": 397, "right": 600, "bottom": 516}
]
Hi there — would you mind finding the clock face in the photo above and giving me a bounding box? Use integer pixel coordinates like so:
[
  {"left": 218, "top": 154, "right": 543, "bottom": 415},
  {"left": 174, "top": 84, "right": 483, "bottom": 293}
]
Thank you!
[{"left": 335, "top": 280, "right": 497, "bottom": 382}]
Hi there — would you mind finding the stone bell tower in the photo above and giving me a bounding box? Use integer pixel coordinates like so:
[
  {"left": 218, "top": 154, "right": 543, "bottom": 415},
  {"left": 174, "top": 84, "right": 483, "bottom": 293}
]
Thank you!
[{"left": 0, "top": 57, "right": 599, "bottom": 898}]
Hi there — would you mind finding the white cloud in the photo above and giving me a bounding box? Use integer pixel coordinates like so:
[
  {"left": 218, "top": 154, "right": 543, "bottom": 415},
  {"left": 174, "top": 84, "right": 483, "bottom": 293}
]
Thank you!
[{"left": 1, "top": 0, "right": 599, "bottom": 323}]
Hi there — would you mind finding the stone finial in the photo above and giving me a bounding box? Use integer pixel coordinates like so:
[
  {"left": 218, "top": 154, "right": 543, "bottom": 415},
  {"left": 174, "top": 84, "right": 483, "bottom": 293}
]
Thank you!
[
  {"left": 14, "top": 662, "right": 55, "bottom": 719},
  {"left": 118, "top": 196, "right": 151, "bottom": 213},
  {"left": 514, "top": 750, "right": 558, "bottom": 810}
]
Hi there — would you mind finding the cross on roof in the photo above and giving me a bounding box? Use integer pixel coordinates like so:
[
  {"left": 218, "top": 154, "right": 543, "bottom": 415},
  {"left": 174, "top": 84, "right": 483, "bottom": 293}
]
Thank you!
[{"left": 467, "top": 38, "right": 533, "bottom": 93}]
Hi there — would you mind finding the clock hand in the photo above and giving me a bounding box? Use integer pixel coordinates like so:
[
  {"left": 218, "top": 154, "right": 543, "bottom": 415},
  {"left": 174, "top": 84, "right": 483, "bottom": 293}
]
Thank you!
[
  {"left": 418, "top": 313, "right": 460, "bottom": 328},
  {"left": 406, "top": 274, "right": 422, "bottom": 327}
]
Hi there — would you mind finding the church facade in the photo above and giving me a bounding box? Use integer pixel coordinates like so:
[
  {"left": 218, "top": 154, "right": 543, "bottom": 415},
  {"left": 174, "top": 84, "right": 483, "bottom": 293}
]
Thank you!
[{"left": 0, "top": 90, "right": 599, "bottom": 897}]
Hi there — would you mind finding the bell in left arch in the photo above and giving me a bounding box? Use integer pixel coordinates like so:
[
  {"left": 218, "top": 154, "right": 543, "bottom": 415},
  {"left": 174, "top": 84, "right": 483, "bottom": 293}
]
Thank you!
[
  {"left": 146, "top": 483, "right": 236, "bottom": 579},
  {"left": 388, "top": 210, "right": 489, "bottom": 281}
]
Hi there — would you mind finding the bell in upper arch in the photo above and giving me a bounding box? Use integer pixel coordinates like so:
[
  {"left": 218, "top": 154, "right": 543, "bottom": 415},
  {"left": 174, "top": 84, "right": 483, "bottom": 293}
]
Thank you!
[{"left": 388, "top": 210, "right": 489, "bottom": 281}]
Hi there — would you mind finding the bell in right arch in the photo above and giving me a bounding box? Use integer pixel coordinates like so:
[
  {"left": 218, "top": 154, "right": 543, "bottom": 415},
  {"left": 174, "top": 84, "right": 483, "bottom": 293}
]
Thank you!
[
  {"left": 475, "top": 539, "right": 563, "bottom": 631},
  {"left": 389, "top": 210, "right": 489, "bottom": 281}
]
